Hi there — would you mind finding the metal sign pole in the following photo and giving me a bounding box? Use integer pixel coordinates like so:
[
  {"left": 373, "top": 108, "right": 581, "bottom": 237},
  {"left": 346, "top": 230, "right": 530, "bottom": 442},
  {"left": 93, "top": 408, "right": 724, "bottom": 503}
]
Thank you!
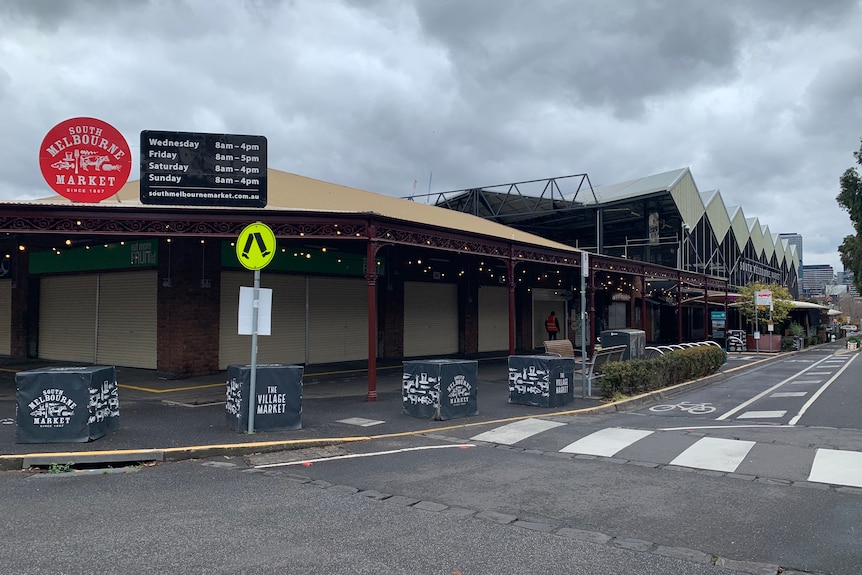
[
  {"left": 755, "top": 303, "right": 759, "bottom": 355},
  {"left": 581, "top": 252, "right": 589, "bottom": 399},
  {"left": 247, "top": 268, "right": 261, "bottom": 434}
]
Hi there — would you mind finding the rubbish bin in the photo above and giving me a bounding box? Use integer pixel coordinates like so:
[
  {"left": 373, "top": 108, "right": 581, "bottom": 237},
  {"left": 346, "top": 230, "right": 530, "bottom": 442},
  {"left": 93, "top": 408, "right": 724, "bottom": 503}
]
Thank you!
[
  {"left": 402, "top": 359, "right": 478, "bottom": 420},
  {"left": 599, "top": 329, "right": 646, "bottom": 360},
  {"left": 793, "top": 336, "right": 805, "bottom": 351},
  {"left": 15, "top": 365, "right": 120, "bottom": 443},
  {"left": 226, "top": 364, "right": 303, "bottom": 432},
  {"left": 508, "top": 355, "right": 575, "bottom": 407}
]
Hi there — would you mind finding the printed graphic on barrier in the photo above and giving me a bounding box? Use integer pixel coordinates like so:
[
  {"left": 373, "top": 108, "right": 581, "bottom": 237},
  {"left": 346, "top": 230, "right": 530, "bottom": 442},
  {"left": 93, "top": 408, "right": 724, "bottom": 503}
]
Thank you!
[{"left": 15, "top": 365, "right": 119, "bottom": 443}]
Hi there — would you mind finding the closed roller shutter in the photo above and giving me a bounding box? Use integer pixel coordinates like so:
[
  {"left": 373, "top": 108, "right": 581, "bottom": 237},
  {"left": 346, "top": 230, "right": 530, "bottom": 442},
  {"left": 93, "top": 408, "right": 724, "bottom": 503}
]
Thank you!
[
  {"left": 404, "top": 282, "right": 458, "bottom": 357},
  {"left": 308, "top": 276, "right": 367, "bottom": 364},
  {"left": 478, "top": 285, "right": 508, "bottom": 353},
  {"left": 219, "top": 271, "right": 306, "bottom": 369},
  {"left": 39, "top": 275, "right": 98, "bottom": 363},
  {"left": 0, "top": 280, "right": 11, "bottom": 355},
  {"left": 96, "top": 271, "right": 157, "bottom": 369}
]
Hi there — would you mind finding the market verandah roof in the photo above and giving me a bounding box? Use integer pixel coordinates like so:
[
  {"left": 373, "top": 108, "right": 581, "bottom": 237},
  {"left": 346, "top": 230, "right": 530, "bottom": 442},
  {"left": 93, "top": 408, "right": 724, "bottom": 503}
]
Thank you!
[{"left": 23, "top": 168, "right": 583, "bottom": 256}]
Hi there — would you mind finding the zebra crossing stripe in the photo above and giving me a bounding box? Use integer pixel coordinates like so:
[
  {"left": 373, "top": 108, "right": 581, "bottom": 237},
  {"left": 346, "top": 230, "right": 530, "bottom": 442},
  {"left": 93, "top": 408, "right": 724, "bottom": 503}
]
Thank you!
[
  {"left": 670, "top": 437, "right": 755, "bottom": 472},
  {"left": 808, "top": 449, "right": 862, "bottom": 488},
  {"left": 559, "top": 427, "right": 654, "bottom": 457},
  {"left": 470, "top": 418, "right": 565, "bottom": 445}
]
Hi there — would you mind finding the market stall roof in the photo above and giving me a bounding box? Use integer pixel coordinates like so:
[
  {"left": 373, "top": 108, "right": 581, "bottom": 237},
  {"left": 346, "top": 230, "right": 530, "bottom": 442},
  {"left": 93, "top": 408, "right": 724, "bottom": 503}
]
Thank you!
[
  {"left": 21, "top": 168, "right": 581, "bottom": 254},
  {"left": 728, "top": 300, "right": 833, "bottom": 310}
]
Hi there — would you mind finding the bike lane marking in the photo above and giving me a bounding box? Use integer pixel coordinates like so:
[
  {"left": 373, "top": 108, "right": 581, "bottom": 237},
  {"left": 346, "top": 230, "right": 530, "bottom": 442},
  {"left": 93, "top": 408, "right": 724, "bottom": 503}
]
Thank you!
[
  {"left": 649, "top": 402, "right": 715, "bottom": 415},
  {"left": 736, "top": 411, "right": 786, "bottom": 419},
  {"left": 559, "top": 427, "right": 654, "bottom": 457},
  {"left": 788, "top": 353, "right": 859, "bottom": 426},
  {"left": 716, "top": 354, "right": 842, "bottom": 422}
]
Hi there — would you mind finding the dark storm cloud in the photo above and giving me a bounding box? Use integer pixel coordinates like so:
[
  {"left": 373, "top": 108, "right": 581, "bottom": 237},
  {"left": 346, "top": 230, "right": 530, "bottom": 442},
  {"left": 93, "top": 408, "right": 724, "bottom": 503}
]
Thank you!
[
  {"left": 1, "top": 0, "right": 860, "bottom": 271},
  {"left": 413, "top": 0, "right": 741, "bottom": 119},
  {"left": 0, "top": 0, "right": 150, "bottom": 30}
]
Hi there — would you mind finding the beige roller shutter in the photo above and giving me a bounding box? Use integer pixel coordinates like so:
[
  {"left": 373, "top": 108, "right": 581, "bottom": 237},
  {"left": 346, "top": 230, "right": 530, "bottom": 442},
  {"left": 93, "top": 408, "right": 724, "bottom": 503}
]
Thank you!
[
  {"left": 39, "top": 275, "right": 98, "bottom": 363},
  {"left": 219, "top": 271, "right": 306, "bottom": 369},
  {"left": 404, "top": 281, "right": 458, "bottom": 357},
  {"left": 308, "top": 276, "right": 367, "bottom": 364},
  {"left": 96, "top": 271, "right": 157, "bottom": 369},
  {"left": 0, "top": 280, "right": 11, "bottom": 355},
  {"left": 478, "top": 285, "right": 508, "bottom": 353}
]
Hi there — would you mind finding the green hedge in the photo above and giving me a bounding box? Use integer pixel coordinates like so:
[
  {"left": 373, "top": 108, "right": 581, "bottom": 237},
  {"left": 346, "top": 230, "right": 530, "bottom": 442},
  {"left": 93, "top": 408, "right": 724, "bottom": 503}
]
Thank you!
[{"left": 598, "top": 346, "right": 726, "bottom": 399}]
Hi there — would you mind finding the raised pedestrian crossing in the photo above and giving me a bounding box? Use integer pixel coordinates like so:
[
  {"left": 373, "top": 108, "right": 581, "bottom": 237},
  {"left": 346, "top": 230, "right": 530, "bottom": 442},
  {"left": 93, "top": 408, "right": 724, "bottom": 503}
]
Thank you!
[{"left": 469, "top": 420, "right": 862, "bottom": 489}]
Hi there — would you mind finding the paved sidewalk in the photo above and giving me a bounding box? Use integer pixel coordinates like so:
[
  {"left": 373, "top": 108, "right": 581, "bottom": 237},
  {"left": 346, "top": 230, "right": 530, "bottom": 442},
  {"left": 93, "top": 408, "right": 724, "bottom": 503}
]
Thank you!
[
  {"left": 0, "top": 356, "right": 610, "bottom": 469},
  {"left": 1, "top": 345, "right": 829, "bottom": 470}
]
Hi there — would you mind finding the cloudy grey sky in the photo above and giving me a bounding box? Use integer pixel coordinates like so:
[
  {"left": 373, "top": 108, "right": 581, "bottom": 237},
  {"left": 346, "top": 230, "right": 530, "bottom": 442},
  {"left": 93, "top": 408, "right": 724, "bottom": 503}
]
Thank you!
[{"left": 2, "top": 0, "right": 861, "bottom": 272}]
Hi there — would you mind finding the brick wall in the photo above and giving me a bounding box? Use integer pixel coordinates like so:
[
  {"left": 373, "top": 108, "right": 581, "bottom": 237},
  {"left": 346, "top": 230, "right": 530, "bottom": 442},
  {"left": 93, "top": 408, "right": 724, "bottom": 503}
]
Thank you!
[
  {"left": 156, "top": 239, "right": 221, "bottom": 377},
  {"left": 9, "top": 251, "right": 30, "bottom": 358}
]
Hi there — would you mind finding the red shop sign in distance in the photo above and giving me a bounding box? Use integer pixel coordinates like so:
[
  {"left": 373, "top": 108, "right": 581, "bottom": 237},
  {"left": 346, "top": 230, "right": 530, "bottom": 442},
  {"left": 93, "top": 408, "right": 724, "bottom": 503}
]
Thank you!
[{"left": 39, "top": 117, "right": 132, "bottom": 202}]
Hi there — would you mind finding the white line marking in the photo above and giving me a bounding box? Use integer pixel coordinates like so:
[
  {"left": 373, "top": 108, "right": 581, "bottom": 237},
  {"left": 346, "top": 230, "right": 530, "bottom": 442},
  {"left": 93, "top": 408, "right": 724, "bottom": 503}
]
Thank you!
[
  {"left": 789, "top": 354, "right": 858, "bottom": 426},
  {"left": 808, "top": 449, "right": 862, "bottom": 488},
  {"left": 470, "top": 418, "right": 565, "bottom": 445},
  {"left": 670, "top": 437, "right": 755, "bottom": 472},
  {"left": 559, "top": 427, "right": 654, "bottom": 457},
  {"left": 716, "top": 355, "right": 842, "bottom": 421},
  {"left": 659, "top": 424, "right": 792, "bottom": 431},
  {"left": 770, "top": 392, "right": 807, "bottom": 398},
  {"left": 806, "top": 372, "right": 834, "bottom": 376},
  {"left": 337, "top": 417, "right": 385, "bottom": 427},
  {"left": 254, "top": 444, "right": 475, "bottom": 468},
  {"left": 790, "top": 380, "right": 822, "bottom": 385},
  {"left": 737, "top": 410, "right": 787, "bottom": 419}
]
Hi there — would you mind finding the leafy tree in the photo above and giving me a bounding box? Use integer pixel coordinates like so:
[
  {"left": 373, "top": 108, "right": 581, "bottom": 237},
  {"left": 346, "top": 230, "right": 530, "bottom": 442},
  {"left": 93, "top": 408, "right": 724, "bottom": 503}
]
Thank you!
[
  {"left": 837, "top": 138, "right": 862, "bottom": 293},
  {"left": 735, "top": 282, "right": 794, "bottom": 328}
]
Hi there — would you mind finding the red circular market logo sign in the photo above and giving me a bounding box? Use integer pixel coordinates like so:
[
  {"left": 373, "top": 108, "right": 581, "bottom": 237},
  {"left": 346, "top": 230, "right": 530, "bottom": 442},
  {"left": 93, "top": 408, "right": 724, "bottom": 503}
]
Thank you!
[{"left": 39, "top": 117, "right": 132, "bottom": 202}]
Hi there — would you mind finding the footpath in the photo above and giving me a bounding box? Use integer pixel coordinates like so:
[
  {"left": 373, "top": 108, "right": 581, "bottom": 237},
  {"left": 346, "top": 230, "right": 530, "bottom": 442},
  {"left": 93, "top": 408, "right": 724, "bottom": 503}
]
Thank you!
[{"left": 0, "top": 347, "right": 808, "bottom": 471}]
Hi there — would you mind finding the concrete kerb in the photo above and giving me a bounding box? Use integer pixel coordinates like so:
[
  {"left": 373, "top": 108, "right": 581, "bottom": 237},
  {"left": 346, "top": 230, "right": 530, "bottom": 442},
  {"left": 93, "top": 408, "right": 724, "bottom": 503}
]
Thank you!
[{"left": 0, "top": 350, "right": 794, "bottom": 472}]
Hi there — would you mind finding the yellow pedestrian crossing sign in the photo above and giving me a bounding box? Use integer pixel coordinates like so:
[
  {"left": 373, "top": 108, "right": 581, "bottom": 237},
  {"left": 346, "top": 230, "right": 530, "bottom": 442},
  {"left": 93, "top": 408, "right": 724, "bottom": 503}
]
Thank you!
[{"left": 236, "top": 222, "right": 275, "bottom": 270}]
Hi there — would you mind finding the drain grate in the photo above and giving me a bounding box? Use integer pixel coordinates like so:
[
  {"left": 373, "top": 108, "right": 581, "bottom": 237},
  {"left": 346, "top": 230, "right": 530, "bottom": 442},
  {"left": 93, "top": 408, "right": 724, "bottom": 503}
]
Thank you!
[{"left": 22, "top": 450, "right": 165, "bottom": 471}]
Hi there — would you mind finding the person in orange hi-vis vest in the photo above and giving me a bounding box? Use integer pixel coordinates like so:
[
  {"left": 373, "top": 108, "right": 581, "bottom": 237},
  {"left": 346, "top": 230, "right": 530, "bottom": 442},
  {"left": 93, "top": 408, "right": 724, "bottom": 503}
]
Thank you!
[{"left": 546, "top": 311, "right": 560, "bottom": 340}]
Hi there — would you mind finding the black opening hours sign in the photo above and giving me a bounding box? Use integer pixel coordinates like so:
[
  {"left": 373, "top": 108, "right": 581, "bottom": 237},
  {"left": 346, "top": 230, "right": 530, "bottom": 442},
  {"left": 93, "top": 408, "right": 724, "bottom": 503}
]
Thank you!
[{"left": 139, "top": 130, "right": 267, "bottom": 207}]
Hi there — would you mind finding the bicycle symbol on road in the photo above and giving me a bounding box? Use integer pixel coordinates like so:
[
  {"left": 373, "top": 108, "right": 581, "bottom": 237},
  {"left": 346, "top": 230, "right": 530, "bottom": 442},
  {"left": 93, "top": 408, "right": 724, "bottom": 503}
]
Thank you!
[{"left": 649, "top": 401, "right": 716, "bottom": 415}]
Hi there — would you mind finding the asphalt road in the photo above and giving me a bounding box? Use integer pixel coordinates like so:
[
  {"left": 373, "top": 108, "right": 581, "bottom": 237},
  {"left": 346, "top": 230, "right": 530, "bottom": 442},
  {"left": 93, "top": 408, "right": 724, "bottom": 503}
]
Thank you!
[
  {"left": 2, "top": 346, "right": 858, "bottom": 574},
  {"left": 0, "top": 459, "right": 755, "bottom": 575},
  {"left": 221, "top": 346, "right": 862, "bottom": 575}
]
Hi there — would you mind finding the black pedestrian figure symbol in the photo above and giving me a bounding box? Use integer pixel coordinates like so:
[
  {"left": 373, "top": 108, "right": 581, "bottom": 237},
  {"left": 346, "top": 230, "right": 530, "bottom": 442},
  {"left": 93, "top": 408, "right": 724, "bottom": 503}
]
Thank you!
[{"left": 241, "top": 232, "right": 270, "bottom": 259}]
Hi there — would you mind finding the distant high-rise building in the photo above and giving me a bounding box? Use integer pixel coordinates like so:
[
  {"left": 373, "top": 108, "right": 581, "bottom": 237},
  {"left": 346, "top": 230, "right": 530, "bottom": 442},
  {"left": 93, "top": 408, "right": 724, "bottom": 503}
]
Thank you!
[
  {"left": 779, "top": 233, "right": 803, "bottom": 285},
  {"left": 837, "top": 270, "right": 860, "bottom": 297},
  {"left": 802, "top": 264, "right": 834, "bottom": 297}
]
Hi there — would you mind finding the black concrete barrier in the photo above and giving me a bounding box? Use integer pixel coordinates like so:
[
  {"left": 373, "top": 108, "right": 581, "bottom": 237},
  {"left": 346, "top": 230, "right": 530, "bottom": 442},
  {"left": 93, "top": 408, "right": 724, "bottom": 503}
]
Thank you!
[
  {"left": 15, "top": 365, "right": 120, "bottom": 443},
  {"left": 226, "top": 364, "right": 303, "bottom": 432},
  {"left": 402, "top": 359, "right": 478, "bottom": 420},
  {"left": 508, "top": 355, "right": 575, "bottom": 407}
]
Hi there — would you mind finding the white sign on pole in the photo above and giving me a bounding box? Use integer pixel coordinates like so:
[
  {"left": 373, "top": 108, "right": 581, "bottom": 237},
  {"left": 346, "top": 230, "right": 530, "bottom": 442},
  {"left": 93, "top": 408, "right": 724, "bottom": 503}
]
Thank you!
[
  {"left": 238, "top": 286, "right": 272, "bottom": 335},
  {"left": 755, "top": 290, "right": 773, "bottom": 308}
]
